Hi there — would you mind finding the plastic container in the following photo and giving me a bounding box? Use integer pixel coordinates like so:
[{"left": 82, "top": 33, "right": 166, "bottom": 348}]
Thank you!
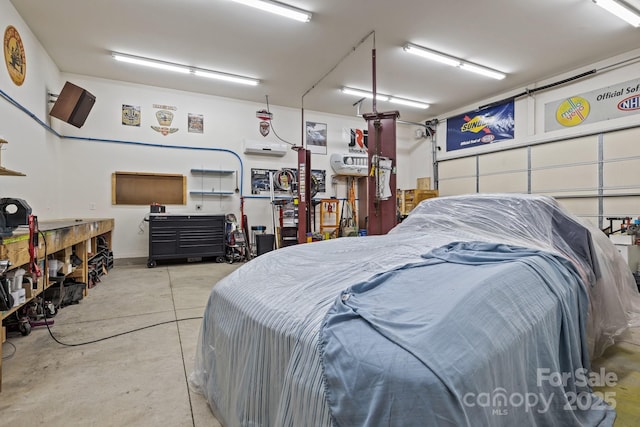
[
  {"left": 48, "top": 259, "right": 64, "bottom": 277},
  {"left": 6, "top": 268, "right": 25, "bottom": 292}
]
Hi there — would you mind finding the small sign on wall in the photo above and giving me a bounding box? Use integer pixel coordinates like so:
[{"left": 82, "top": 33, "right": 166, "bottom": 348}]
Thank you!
[
  {"left": 122, "top": 104, "right": 141, "bottom": 126},
  {"left": 188, "top": 113, "right": 204, "bottom": 133},
  {"left": 343, "top": 128, "right": 368, "bottom": 152},
  {"left": 151, "top": 104, "right": 179, "bottom": 136},
  {"left": 3, "top": 25, "right": 26, "bottom": 86}
]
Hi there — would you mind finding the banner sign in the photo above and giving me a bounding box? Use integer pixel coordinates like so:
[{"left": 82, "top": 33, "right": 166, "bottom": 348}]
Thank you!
[
  {"left": 545, "top": 77, "right": 640, "bottom": 132},
  {"left": 446, "top": 101, "right": 514, "bottom": 151}
]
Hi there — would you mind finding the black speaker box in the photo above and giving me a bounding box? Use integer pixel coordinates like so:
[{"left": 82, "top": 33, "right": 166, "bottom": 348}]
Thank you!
[{"left": 49, "top": 81, "right": 96, "bottom": 128}]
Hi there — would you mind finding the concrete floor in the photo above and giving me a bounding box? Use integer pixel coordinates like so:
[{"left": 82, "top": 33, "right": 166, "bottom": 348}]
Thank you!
[
  {"left": 1, "top": 259, "right": 639, "bottom": 426},
  {"left": 592, "top": 327, "right": 640, "bottom": 426},
  {"left": 1, "top": 260, "right": 239, "bottom": 427}
]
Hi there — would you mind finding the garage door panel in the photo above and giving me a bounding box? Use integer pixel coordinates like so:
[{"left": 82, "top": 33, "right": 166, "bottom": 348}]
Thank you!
[
  {"left": 438, "top": 178, "right": 476, "bottom": 196},
  {"left": 479, "top": 173, "right": 527, "bottom": 193},
  {"left": 439, "top": 157, "right": 475, "bottom": 180},
  {"left": 603, "top": 197, "right": 640, "bottom": 218},
  {"left": 531, "top": 165, "right": 597, "bottom": 193},
  {"left": 603, "top": 128, "right": 640, "bottom": 160},
  {"left": 531, "top": 136, "right": 597, "bottom": 168},
  {"left": 478, "top": 148, "right": 527, "bottom": 174},
  {"left": 603, "top": 159, "right": 640, "bottom": 190},
  {"left": 554, "top": 198, "right": 598, "bottom": 227}
]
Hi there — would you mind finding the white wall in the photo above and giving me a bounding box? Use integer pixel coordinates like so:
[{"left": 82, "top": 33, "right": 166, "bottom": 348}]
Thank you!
[
  {"left": 1, "top": 1, "right": 418, "bottom": 258},
  {"left": 0, "top": 3, "right": 67, "bottom": 216}
]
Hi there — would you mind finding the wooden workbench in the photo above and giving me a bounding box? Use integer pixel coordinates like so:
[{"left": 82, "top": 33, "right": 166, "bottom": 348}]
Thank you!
[{"left": 0, "top": 218, "right": 114, "bottom": 391}]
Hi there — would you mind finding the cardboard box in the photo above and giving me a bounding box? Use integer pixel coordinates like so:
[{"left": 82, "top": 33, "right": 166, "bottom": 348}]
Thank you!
[
  {"left": 397, "top": 189, "right": 439, "bottom": 216},
  {"left": 416, "top": 177, "right": 431, "bottom": 190},
  {"left": 23, "top": 275, "right": 44, "bottom": 299},
  {"left": 23, "top": 276, "right": 35, "bottom": 299}
]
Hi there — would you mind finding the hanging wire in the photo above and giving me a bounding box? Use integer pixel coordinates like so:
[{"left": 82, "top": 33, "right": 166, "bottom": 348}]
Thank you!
[
  {"left": 264, "top": 95, "right": 295, "bottom": 146},
  {"left": 300, "top": 30, "right": 376, "bottom": 146}
]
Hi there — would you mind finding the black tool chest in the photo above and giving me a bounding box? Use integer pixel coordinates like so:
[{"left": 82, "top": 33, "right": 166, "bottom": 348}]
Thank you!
[{"left": 147, "top": 214, "right": 225, "bottom": 267}]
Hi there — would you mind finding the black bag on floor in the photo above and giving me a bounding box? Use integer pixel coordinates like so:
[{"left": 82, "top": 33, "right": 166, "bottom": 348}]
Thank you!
[
  {"left": 44, "top": 279, "right": 86, "bottom": 308},
  {"left": 61, "top": 280, "right": 86, "bottom": 306},
  {"left": 0, "top": 277, "right": 14, "bottom": 311}
]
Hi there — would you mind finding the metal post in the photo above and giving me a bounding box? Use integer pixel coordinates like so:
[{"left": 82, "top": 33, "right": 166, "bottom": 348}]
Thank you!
[{"left": 598, "top": 134, "right": 604, "bottom": 230}]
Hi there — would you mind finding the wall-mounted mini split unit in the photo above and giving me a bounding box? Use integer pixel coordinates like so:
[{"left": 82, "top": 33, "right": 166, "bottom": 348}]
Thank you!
[
  {"left": 243, "top": 139, "right": 288, "bottom": 157},
  {"left": 330, "top": 153, "right": 369, "bottom": 176}
]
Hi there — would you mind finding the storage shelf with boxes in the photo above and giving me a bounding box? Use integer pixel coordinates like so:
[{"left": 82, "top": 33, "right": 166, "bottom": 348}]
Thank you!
[{"left": 397, "top": 177, "right": 438, "bottom": 217}]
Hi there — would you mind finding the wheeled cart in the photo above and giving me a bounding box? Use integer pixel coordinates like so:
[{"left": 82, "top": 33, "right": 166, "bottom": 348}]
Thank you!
[{"left": 147, "top": 214, "right": 225, "bottom": 267}]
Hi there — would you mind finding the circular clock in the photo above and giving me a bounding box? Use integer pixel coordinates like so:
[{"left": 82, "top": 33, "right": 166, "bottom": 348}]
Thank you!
[{"left": 4, "top": 25, "right": 26, "bottom": 86}]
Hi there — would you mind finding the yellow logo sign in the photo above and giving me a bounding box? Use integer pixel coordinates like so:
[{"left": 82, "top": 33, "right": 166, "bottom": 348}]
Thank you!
[
  {"left": 461, "top": 116, "right": 491, "bottom": 133},
  {"left": 3, "top": 25, "right": 26, "bottom": 86},
  {"left": 556, "top": 97, "right": 590, "bottom": 127}
]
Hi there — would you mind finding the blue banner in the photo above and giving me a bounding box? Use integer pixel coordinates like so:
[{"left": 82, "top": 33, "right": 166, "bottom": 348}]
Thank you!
[{"left": 446, "top": 101, "right": 514, "bottom": 151}]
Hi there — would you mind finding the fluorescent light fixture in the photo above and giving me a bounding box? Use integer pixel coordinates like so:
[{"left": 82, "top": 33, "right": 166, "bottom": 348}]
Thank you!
[
  {"left": 229, "top": 0, "right": 312, "bottom": 22},
  {"left": 403, "top": 43, "right": 506, "bottom": 80},
  {"left": 112, "top": 52, "right": 260, "bottom": 86},
  {"left": 403, "top": 44, "right": 460, "bottom": 67},
  {"left": 112, "top": 52, "right": 190, "bottom": 74},
  {"left": 459, "top": 63, "right": 506, "bottom": 80},
  {"left": 389, "top": 97, "right": 430, "bottom": 109},
  {"left": 593, "top": 0, "right": 640, "bottom": 27},
  {"left": 341, "top": 87, "right": 429, "bottom": 109},
  {"left": 341, "top": 87, "right": 390, "bottom": 101},
  {"left": 193, "top": 69, "right": 259, "bottom": 86}
]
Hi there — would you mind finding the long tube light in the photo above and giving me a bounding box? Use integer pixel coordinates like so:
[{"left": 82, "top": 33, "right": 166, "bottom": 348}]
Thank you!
[
  {"left": 389, "top": 97, "right": 430, "bottom": 109},
  {"left": 112, "top": 52, "right": 260, "bottom": 86},
  {"left": 341, "top": 87, "right": 390, "bottom": 102},
  {"left": 112, "top": 53, "right": 191, "bottom": 74},
  {"left": 228, "top": 0, "right": 312, "bottom": 22},
  {"left": 593, "top": 0, "right": 640, "bottom": 27},
  {"left": 341, "top": 87, "right": 429, "bottom": 109},
  {"left": 403, "top": 43, "right": 506, "bottom": 80},
  {"left": 193, "top": 69, "right": 259, "bottom": 85}
]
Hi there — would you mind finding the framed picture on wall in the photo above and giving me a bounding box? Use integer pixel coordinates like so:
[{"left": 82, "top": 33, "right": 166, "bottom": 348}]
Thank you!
[
  {"left": 306, "top": 121, "right": 327, "bottom": 155},
  {"left": 188, "top": 113, "right": 204, "bottom": 133}
]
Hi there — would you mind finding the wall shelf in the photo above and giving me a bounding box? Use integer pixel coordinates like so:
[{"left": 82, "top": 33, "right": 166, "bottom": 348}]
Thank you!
[
  {"left": 190, "top": 168, "right": 237, "bottom": 197},
  {"left": 0, "top": 139, "right": 26, "bottom": 176},
  {"left": 190, "top": 169, "right": 235, "bottom": 175},
  {"left": 189, "top": 191, "right": 235, "bottom": 196},
  {"left": 0, "top": 166, "right": 26, "bottom": 176}
]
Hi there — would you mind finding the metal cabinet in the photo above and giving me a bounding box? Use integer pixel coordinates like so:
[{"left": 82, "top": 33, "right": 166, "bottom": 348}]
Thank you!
[{"left": 147, "top": 214, "right": 225, "bottom": 267}]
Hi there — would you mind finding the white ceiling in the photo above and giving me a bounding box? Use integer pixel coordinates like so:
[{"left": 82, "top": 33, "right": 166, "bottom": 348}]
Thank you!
[{"left": 9, "top": 0, "right": 640, "bottom": 123}]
